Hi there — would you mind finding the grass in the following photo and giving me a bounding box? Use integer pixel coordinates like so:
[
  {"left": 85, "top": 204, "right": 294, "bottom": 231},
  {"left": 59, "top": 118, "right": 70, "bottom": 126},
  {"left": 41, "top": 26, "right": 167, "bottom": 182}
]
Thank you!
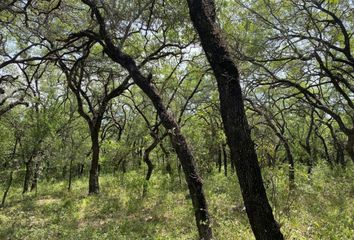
[{"left": 0, "top": 164, "right": 353, "bottom": 239}]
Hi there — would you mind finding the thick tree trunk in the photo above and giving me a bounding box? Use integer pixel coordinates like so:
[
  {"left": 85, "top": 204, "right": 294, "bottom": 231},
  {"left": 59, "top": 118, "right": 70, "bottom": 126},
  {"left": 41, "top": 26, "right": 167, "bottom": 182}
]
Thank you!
[
  {"left": 88, "top": 128, "right": 100, "bottom": 194},
  {"left": 186, "top": 1, "right": 283, "bottom": 239}
]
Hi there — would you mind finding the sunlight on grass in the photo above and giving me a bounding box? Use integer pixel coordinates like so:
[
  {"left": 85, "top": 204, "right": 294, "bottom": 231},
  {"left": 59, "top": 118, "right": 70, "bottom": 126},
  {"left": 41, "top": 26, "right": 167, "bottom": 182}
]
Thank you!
[{"left": 1, "top": 164, "right": 353, "bottom": 239}]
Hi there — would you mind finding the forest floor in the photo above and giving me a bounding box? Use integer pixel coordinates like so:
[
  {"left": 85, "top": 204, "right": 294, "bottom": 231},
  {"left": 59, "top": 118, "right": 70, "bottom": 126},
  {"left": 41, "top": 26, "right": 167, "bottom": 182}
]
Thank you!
[{"left": 0, "top": 164, "right": 353, "bottom": 240}]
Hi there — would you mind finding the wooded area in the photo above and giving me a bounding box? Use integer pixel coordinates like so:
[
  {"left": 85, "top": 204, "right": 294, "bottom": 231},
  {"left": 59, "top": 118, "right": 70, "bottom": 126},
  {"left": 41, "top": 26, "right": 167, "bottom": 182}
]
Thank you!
[{"left": 0, "top": 0, "right": 353, "bottom": 239}]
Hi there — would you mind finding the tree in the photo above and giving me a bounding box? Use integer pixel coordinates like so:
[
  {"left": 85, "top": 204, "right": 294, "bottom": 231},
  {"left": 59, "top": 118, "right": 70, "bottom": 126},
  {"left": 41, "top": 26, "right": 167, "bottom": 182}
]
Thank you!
[
  {"left": 234, "top": 0, "right": 354, "bottom": 163},
  {"left": 62, "top": 0, "right": 214, "bottom": 238},
  {"left": 58, "top": 47, "right": 131, "bottom": 194},
  {"left": 186, "top": 0, "right": 284, "bottom": 239}
]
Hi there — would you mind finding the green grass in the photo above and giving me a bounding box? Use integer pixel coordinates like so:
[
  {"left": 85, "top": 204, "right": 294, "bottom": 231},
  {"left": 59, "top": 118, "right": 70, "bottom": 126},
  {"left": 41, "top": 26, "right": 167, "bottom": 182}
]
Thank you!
[{"left": 1, "top": 164, "right": 353, "bottom": 239}]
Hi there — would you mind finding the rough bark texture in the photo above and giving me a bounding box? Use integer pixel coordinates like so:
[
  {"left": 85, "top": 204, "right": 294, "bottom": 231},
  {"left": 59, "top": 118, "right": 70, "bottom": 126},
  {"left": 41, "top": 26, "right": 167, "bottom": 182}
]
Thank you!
[{"left": 186, "top": 0, "right": 284, "bottom": 239}]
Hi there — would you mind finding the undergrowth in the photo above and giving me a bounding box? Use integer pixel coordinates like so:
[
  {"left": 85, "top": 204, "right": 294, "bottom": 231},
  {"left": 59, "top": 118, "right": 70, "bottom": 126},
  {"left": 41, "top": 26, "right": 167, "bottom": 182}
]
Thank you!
[{"left": 0, "top": 163, "right": 353, "bottom": 239}]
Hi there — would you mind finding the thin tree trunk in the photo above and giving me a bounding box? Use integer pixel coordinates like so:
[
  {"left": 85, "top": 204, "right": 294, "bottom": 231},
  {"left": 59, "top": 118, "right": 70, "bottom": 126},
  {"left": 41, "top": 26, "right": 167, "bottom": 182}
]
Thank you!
[
  {"left": 30, "top": 163, "right": 39, "bottom": 192},
  {"left": 23, "top": 158, "right": 33, "bottom": 194},
  {"left": 315, "top": 129, "right": 332, "bottom": 166},
  {"left": 186, "top": 1, "right": 283, "bottom": 239},
  {"left": 284, "top": 143, "right": 295, "bottom": 190},
  {"left": 68, "top": 156, "right": 73, "bottom": 191},
  {"left": 217, "top": 145, "right": 222, "bottom": 173},
  {"left": 2, "top": 138, "right": 19, "bottom": 206},
  {"left": 222, "top": 144, "right": 227, "bottom": 177},
  {"left": 1, "top": 171, "right": 13, "bottom": 207},
  {"left": 89, "top": 128, "right": 100, "bottom": 194},
  {"left": 142, "top": 140, "right": 157, "bottom": 197}
]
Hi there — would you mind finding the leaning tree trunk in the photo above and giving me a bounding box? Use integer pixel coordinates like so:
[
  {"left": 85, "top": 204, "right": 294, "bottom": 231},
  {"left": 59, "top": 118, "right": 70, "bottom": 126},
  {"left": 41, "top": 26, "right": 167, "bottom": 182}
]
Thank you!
[
  {"left": 1, "top": 171, "right": 13, "bottom": 207},
  {"left": 2, "top": 138, "right": 19, "bottom": 206},
  {"left": 82, "top": 2, "right": 214, "bottom": 238},
  {"left": 186, "top": 0, "right": 283, "bottom": 239},
  {"left": 88, "top": 127, "right": 100, "bottom": 194},
  {"left": 117, "top": 67, "right": 213, "bottom": 239}
]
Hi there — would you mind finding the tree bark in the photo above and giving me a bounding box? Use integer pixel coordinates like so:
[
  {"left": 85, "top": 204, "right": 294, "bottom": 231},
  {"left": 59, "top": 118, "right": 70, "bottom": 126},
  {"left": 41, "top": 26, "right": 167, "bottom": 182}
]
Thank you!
[
  {"left": 222, "top": 144, "right": 227, "bottom": 177},
  {"left": 23, "top": 158, "right": 33, "bottom": 194},
  {"left": 284, "top": 143, "right": 295, "bottom": 190},
  {"left": 142, "top": 140, "right": 157, "bottom": 197},
  {"left": 217, "top": 145, "right": 222, "bottom": 173},
  {"left": 89, "top": 127, "right": 100, "bottom": 194},
  {"left": 30, "top": 163, "right": 39, "bottom": 192},
  {"left": 346, "top": 131, "right": 354, "bottom": 163},
  {"left": 68, "top": 154, "right": 74, "bottom": 191},
  {"left": 186, "top": 1, "right": 283, "bottom": 239}
]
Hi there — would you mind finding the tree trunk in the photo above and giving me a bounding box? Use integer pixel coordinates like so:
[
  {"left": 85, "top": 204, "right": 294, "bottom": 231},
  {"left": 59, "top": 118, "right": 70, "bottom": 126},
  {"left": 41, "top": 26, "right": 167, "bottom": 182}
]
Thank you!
[
  {"left": 284, "top": 143, "right": 295, "bottom": 190},
  {"left": 186, "top": 1, "right": 283, "bottom": 239},
  {"left": 336, "top": 143, "right": 346, "bottom": 167},
  {"left": 222, "top": 144, "right": 227, "bottom": 177},
  {"left": 87, "top": 2, "right": 214, "bottom": 235},
  {"left": 315, "top": 129, "right": 332, "bottom": 166},
  {"left": 78, "top": 163, "right": 84, "bottom": 177},
  {"left": 142, "top": 141, "right": 156, "bottom": 197},
  {"left": 106, "top": 53, "right": 213, "bottom": 240},
  {"left": 217, "top": 145, "right": 222, "bottom": 173},
  {"left": 23, "top": 158, "right": 33, "bottom": 194},
  {"left": 30, "top": 163, "right": 39, "bottom": 192},
  {"left": 1, "top": 171, "right": 13, "bottom": 207},
  {"left": 68, "top": 156, "right": 73, "bottom": 191},
  {"left": 88, "top": 128, "right": 100, "bottom": 194},
  {"left": 2, "top": 138, "right": 19, "bottom": 206},
  {"left": 346, "top": 131, "right": 354, "bottom": 163}
]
